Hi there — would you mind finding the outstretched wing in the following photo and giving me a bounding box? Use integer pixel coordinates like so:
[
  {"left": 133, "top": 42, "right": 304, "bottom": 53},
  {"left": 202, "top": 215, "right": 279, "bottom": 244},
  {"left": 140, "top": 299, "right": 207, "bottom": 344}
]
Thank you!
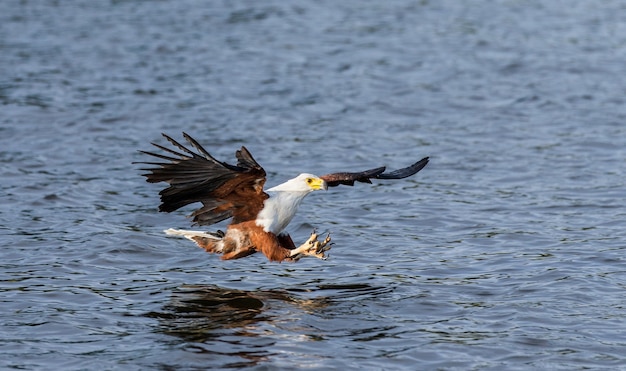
[
  {"left": 136, "top": 133, "right": 268, "bottom": 226},
  {"left": 320, "top": 157, "right": 429, "bottom": 187}
]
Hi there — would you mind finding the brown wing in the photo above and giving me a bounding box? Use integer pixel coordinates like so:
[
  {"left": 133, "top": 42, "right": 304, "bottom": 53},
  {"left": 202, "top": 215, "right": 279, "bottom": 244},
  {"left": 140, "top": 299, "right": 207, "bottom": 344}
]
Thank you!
[
  {"left": 136, "top": 133, "right": 268, "bottom": 226},
  {"left": 320, "top": 157, "right": 429, "bottom": 187}
]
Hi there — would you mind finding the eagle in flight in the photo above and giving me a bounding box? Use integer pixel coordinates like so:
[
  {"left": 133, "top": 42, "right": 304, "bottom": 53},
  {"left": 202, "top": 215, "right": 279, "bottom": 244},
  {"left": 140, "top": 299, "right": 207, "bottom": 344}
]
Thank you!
[{"left": 137, "top": 133, "right": 429, "bottom": 262}]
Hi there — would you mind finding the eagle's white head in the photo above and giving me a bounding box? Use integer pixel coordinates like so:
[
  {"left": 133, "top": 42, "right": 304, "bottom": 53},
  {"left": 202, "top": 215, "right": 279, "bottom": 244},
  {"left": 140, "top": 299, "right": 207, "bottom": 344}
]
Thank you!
[
  {"left": 267, "top": 173, "right": 328, "bottom": 193},
  {"left": 258, "top": 174, "right": 327, "bottom": 233}
]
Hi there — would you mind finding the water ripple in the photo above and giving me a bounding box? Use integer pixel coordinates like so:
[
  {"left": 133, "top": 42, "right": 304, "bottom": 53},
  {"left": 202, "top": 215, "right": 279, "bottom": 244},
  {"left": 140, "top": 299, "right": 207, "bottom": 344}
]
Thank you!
[{"left": 2, "top": 0, "right": 626, "bottom": 369}]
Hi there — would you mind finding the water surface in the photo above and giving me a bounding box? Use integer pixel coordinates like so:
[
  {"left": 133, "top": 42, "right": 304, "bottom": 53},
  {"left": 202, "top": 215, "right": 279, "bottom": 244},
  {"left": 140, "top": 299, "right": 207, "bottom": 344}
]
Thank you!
[{"left": 1, "top": 1, "right": 626, "bottom": 369}]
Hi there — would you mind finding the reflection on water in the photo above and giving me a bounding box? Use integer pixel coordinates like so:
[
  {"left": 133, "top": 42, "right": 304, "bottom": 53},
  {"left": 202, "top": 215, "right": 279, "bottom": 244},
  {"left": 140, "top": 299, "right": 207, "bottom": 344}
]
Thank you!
[
  {"left": 146, "top": 283, "right": 394, "bottom": 367},
  {"left": 3, "top": 0, "right": 626, "bottom": 369},
  {"left": 158, "top": 285, "right": 267, "bottom": 340},
  {"left": 146, "top": 284, "right": 332, "bottom": 366},
  {"left": 150, "top": 284, "right": 331, "bottom": 340}
]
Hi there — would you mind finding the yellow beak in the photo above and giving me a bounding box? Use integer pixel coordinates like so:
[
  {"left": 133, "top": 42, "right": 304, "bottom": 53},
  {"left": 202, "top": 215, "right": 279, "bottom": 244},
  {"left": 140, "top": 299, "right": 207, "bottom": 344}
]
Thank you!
[{"left": 309, "top": 177, "right": 328, "bottom": 191}]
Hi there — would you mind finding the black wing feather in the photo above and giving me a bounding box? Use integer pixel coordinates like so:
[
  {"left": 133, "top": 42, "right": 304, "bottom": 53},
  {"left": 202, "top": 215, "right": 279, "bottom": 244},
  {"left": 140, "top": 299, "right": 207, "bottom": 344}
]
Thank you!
[
  {"left": 135, "top": 133, "right": 267, "bottom": 225},
  {"left": 377, "top": 157, "right": 429, "bottom": 179},
  {"left": 321, "top": 157, "right": 429, "bottom": 187}
]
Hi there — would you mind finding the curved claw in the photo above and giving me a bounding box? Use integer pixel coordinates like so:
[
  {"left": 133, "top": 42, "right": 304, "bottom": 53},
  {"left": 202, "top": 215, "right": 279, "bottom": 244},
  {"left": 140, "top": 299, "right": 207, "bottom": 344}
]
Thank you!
[{"left": 290, "top": 232, "right": 333, "bottom": 261}]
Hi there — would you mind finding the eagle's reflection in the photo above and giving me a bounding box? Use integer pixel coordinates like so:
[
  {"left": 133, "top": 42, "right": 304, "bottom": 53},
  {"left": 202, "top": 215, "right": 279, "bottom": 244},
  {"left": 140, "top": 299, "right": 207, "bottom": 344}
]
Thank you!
[
  {"left": 147, "top": 283, "right": 387, "bottom": 367},
  {"left": 149, "top": 284, "right": 330, "bottom": 341}
]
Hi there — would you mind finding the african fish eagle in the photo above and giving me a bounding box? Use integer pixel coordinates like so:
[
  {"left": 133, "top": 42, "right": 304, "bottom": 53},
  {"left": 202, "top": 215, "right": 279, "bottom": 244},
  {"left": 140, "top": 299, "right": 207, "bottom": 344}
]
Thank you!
[{"left": 137, "top": 133, "right": 429, "bottom": 262}]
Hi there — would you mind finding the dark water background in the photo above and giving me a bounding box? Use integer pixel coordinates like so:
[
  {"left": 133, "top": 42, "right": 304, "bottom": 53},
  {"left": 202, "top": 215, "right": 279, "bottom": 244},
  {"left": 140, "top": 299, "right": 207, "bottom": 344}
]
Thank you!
[{"left": 2, "top": 1, "right": 626, "bottom": 369}]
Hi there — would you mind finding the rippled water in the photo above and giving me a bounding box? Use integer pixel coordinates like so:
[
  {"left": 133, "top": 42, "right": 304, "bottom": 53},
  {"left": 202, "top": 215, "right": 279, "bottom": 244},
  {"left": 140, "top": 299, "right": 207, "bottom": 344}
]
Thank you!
[{"left": 2, "top": 1, "right": 626, "bottom": 369}]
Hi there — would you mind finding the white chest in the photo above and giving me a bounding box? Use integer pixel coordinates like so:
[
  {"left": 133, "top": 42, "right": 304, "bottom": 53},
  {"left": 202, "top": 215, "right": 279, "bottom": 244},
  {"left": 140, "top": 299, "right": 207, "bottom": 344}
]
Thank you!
[{"left": 255, "top": 191, "right": 308, "bottom": 234}]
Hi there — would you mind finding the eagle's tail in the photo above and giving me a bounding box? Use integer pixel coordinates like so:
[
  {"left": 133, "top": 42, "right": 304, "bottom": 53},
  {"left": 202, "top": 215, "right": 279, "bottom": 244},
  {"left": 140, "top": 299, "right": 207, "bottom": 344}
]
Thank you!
[
  {"left": 164, "top": 228, "right": 223, "bottom": 239},
  {"left": 164, "top": 228, "right": 225, "bottom": 254}
]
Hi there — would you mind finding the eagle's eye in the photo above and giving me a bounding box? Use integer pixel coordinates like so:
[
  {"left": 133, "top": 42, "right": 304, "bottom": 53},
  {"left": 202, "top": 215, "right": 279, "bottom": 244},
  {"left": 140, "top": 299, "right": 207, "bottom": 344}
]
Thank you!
[{"left": 306, "top": 178, "right": 313, "bottom": 184}]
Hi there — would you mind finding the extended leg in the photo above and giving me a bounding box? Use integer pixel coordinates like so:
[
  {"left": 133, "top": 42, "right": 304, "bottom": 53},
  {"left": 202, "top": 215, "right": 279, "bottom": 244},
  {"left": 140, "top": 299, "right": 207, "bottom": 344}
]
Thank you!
[
  {"left": 221, "top": 246, "right": 256, "bottom": 260},
  {"left": 289, "top": 231, "right": 332, "bottom": 261}
]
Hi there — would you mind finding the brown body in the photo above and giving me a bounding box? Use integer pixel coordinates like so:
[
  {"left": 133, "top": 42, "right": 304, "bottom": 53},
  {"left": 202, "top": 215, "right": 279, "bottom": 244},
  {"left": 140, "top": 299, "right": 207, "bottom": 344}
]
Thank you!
[{"left": 191, "top": 222, "right": 297, "bottom": 262}]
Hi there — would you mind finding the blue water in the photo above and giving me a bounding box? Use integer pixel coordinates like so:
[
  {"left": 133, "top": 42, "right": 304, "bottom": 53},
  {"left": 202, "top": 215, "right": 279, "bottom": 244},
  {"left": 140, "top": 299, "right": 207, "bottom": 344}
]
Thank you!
[{"left": 1, "top": 1, "right": 626, "bottom": 369}]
